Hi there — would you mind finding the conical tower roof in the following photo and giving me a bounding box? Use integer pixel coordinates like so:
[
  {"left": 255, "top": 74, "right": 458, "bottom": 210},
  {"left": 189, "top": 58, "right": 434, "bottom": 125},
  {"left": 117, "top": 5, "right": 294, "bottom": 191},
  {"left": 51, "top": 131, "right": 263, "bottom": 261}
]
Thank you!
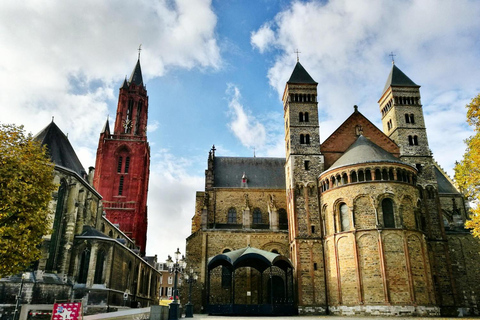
[
  {"left": 382, "top": 64, "right": 419, "bottom": 94},
  {"left": 128, "top": 59, "right": 143, "bottom": 86},
  {"left": 327, "top": 135, "right": 403, "bottom": 172},
  {"left": 34, "top": 121, "right": 86, "bottom": 176},
  {"left": 287, "top": 62, "right": 317, "bottom": 84}
]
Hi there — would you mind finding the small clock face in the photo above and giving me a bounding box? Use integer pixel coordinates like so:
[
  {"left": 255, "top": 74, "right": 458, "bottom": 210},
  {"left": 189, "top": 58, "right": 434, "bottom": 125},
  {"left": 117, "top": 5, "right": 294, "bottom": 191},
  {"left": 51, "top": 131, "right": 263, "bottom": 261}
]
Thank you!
[{"left": 123, "top": 119, "right": 131, "bottom": 129}]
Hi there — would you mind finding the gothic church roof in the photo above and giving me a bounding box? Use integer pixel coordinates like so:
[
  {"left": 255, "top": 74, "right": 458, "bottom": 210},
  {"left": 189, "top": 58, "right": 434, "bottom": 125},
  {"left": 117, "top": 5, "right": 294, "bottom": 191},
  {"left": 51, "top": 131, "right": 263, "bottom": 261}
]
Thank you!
[
  {"left": 34, "top": 121, "right": 86, "bottom": 177},
  {"left": 382, "top": 64, "right": 419, "bottom": 94},
  {"left": 327, "top": 135, "right": 404, "bottom": 172},
  {"left": 287, "top": 62, "right": 317, "bottom": 84},
  {"left": 128, "top": 59, "right": 143, "bottom": 86},
  {"left": 213, "top": 157, "right": 285, "bottom": 189}
]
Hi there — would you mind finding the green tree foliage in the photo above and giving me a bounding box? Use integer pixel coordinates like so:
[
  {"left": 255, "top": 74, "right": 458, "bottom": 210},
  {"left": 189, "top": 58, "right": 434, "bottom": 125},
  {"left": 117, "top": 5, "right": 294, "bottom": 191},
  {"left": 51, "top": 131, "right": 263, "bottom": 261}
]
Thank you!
[
  {"left": 455, "top": 94, "right": 480, "bottom": 238},
  {"left": 0, "top": 124, "right": 56, "bottom": 277}
]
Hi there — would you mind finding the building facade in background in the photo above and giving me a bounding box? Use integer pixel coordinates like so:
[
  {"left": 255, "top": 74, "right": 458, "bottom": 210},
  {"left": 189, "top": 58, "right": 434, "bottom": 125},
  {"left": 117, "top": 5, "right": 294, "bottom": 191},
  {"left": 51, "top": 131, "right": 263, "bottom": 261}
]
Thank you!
[
  {"left": 186, "top": 62, "right": 480, "bottom": 316},
  {"left": 93, "top": 59, "right": 150, "bottom": 255},
  {"left": 0, "top": 61, "right": 159, "bottom": 314}
]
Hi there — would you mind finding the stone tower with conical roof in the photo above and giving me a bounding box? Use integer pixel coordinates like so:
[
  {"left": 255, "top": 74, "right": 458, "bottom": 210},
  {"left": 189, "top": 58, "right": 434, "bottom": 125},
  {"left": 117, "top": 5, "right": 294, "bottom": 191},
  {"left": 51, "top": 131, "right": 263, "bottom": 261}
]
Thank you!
[
  {"left": 378, "top": 63, "right": 456, "bottom": 312},
  {"left": 93, "top": 58, "right": 150, "bottom": 255},
  {"left": 282, "top": 61, "right": 327, "bottom": 313}
]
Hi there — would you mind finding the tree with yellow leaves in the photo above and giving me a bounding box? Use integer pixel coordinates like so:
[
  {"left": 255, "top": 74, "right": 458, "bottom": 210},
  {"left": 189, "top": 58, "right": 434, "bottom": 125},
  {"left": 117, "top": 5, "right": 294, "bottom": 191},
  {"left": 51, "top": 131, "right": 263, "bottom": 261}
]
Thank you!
[
  {"left": 0, "top": 124, "right": 56, "bottom": 277},
  {"left": 455, "top": 94, "right": 480, "bottom": 238}
]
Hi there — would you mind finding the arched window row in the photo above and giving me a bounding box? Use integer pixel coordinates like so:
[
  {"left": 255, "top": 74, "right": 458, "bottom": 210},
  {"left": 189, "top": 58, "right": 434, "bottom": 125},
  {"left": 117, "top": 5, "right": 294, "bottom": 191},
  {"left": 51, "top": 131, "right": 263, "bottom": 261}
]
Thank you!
[
  {"left": 289, "top": 93, "right": 316, "bottom": 102},
  {"left": 381, "top": 97, "right": 420, "bottom": 117},
  {"left": 299, "top": 112, "right": 309, "bottom": 122},
  {"left": 300, "top": 134, "right": 310, "bottom": 144},
  {"left": 320, "top": 166, "right": 416, "bottom": 192},
  {"left": 381, "top": 98, "right": 394, "bottom": 117},
  {"left": 408, "top": 135, "right": 419, "bottom": 146},
  {"left": 395, "top": 96, "right": 419, "bottom": 106}
]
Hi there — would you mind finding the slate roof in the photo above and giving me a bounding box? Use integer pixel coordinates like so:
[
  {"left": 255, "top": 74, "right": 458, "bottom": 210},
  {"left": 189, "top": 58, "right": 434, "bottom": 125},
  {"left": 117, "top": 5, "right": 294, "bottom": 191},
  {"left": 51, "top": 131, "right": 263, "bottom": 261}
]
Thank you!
[
  {"left": 287, "top": 62, "right": 317, "bottom": 84},
  {"left": 128, "top": 59, "right": 143, "bottom": 86},
  {"left": 78, "top": 225, "right": 110, "bottom": 239},
  {"left": 382, "top": 64, "right": 419, "bottom": 94},
  {"left": 327, "top": 135, "right": 403, "bottom": 172},
  {"left": 434, "top": 166, "right": 460, "bottom": 194},
  {"left": 34, "top": 121, "right": 86, "bottom": 177},
  {"left": 213, "top": 157, "right": 285, "bottom": 189}
]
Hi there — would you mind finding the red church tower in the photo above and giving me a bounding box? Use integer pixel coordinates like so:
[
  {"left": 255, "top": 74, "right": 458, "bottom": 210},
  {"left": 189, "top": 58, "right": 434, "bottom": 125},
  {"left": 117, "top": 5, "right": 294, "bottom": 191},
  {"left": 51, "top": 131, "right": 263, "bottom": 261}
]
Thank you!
[{"left": 93, "top": 58, "right": 150, "bottom": 255}]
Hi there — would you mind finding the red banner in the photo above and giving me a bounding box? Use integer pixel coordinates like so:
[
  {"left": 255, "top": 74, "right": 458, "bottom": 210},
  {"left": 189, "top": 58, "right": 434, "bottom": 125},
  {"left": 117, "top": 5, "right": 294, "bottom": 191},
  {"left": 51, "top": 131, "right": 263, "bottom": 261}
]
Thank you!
[{"left": 52, "top": 303, "right": 82, "bottom": 320}]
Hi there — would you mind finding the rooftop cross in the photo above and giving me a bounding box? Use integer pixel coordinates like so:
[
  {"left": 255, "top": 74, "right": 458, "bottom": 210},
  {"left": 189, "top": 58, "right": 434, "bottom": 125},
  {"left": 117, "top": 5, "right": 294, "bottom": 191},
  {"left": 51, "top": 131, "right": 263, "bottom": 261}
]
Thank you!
[
  {"left": 138, "top": 44, "right": 142, "bottom": 60},
  {"left": 294, "top": 49, "right": 301, "bottom": 62},
  {"left": 389, "top": 51, "right": 396, "bottom": 65}
]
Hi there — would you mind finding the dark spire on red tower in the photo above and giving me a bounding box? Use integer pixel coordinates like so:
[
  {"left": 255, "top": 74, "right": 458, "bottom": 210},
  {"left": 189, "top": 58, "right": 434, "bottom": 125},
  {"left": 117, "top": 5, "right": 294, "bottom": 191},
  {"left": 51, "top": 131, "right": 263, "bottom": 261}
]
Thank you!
[{"left": 93, "top": 58, "right": 150, "bottom": 255}]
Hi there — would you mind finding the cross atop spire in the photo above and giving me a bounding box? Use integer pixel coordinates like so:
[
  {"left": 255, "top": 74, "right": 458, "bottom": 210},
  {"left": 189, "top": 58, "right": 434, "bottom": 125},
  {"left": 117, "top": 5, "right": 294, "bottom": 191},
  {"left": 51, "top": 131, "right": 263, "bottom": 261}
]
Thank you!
[
  {"left": 294, "top": 49, "right": 301, "bottom": 62},
  {"left": 138, "top": 44, "right": 142, "bottom": 60},
  {"left": 389, "top": 51, "right": 396, "bottom": 65}
]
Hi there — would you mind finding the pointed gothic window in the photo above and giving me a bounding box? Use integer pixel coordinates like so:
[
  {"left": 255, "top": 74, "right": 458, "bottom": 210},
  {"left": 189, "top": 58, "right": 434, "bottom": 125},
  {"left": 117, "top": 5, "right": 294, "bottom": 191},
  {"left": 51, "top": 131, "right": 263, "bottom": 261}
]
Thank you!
[
  {"left": 135, "top": 100, "right": 143, "bottom": 135},
  {"left": 117, "top": 157, "right": 123, "bottom": 173},
  {"left": 46, "top": 180, "right": 67, "bottom": 271},
  {"left": 78, "top": 247, "right": 91, "bottom": 283},
  {"left": 382, "top": 198, "right": 395, "bottom": 228},
  {"left": 94, "top": 249, "right": 106, "bottom": 284},
  {"left": 118, "top": 176, "right": 124, "bottom": 195},
  {"left": 125, "top": 157, "right": 130, "bottom": 173}
]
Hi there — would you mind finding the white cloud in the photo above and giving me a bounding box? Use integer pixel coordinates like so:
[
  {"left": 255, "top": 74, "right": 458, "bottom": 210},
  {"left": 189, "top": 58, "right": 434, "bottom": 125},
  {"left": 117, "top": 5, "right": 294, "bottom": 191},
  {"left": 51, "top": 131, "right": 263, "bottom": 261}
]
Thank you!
[
  {"left": 251, "top": 23, "right": 276, "bottom": 53},
  {"left": 226, "top": 84, "right": 267, "bottom": 150},
  {"left": 146, "top": 149, "right": 204, "bottom": 259},
  {"left": 147, "top": 120, "right": 160, "bottom": 133},
  {"left": 0, "top": 0, "right": 220, "bottom": 168},
  {"left": 252, "top": 0, "right": 480, "bottom": 175}
]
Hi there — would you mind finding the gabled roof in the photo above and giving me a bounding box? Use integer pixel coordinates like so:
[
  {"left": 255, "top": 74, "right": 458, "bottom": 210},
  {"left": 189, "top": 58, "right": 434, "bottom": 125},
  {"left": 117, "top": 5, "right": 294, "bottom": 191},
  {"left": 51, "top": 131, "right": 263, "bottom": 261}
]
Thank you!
[
  {"left": 321, "top": 107, "right": 400, "bottom": 169},
  {"left": 34, "top": 121, "right": 86, "bottom": 176},
  {"left": 287, "top": 62, "right": 317, "bottom": 84},
  {"left": 382, "top": 64, "right": 419, "bottom": 94},
  {"left": 213, "top": 157, "right": 285, "bottom": 189},
  {"left": 326, "top": 135, "right": 403, "bottom": 172},
  {"left": 128, "top": 59, "right": 143, "bottom": 86}
]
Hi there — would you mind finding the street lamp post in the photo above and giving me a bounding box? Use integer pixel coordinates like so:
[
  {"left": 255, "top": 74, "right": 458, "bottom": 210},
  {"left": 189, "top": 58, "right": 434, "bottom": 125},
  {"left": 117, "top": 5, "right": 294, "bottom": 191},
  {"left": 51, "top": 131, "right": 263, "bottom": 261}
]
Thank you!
[
  {"left": 167, "top": 248, "right": 186, "bottom": 320},
  {"left": 184, "top": 268, "right": 198, "bottom": 318},
  {"left": 13, "top": 273, "right": 29, "bottom": 320}
]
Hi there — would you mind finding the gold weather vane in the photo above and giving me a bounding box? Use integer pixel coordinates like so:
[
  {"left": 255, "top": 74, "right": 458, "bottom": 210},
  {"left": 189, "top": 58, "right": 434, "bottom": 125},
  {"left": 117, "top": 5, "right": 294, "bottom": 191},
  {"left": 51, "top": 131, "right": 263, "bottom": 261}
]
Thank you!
[
  {"left": 389, "top": 51, "right": 396, "bottom": 65},
  {"left": 138, "top": 44, "right": 142, "bottom": 59},
  {"left": 294, "top": 49, "right": 301, "bottom": 62}
]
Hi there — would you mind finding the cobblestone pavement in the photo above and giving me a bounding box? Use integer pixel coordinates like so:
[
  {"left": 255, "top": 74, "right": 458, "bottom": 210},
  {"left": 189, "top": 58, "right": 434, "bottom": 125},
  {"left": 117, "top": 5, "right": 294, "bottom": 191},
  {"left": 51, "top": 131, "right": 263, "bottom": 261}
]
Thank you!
[{"left": 190, "top": 315, "right": 479, "bottom": 320}]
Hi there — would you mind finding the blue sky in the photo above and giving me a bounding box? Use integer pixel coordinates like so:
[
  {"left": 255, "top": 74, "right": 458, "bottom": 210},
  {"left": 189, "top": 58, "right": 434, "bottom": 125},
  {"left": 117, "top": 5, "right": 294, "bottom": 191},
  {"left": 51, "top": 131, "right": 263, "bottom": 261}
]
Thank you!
[{"left": 1, "top": 0, "right": 480, "bottom": 260}]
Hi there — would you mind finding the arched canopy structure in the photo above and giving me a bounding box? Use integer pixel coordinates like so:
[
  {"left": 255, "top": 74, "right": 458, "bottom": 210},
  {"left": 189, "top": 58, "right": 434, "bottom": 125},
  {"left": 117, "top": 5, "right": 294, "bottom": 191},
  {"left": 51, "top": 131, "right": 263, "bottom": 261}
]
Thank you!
[{"left": 206, "top": 246, "right": 296, "bottom": 316}]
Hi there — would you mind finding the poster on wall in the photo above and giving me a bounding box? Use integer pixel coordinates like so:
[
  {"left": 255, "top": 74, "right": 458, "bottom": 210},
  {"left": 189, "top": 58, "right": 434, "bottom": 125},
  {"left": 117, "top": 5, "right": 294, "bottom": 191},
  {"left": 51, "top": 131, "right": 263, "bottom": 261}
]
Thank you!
[{"left": 51, "top": 303, "right": 82, "bottom": 320}]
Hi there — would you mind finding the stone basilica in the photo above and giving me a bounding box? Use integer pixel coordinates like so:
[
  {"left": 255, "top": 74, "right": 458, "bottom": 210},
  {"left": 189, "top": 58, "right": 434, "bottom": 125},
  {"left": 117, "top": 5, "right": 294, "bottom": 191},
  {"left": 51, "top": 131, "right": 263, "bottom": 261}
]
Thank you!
[{"left": 185, "top": 62, "right": 480, "bottom": 316}]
